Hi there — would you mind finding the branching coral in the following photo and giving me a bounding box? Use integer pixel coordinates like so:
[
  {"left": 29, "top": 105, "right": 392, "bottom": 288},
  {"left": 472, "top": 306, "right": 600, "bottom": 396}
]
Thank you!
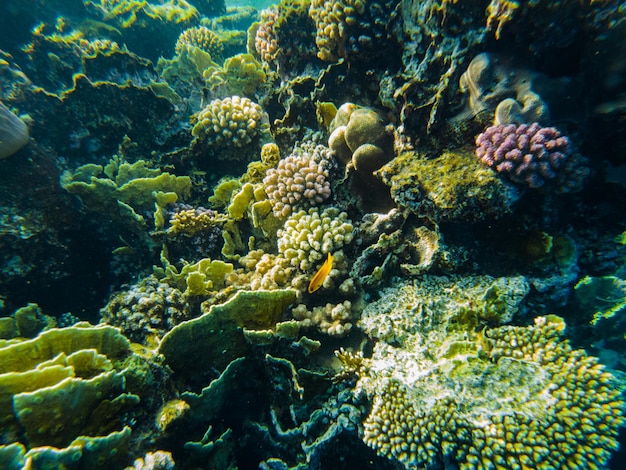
[
  {"left": 175, "top": 26, "right": 223, "bottom": 62},
  {"left": 191, "top": 95, "right": 267, "bottom": 156},
  {"left": 475, "top": 123, "right": 588, "bottom": 191},
  {"left": 263, "top": 141, "right": 332, "bottom": 219},
  {"left": 277, "top": 207, "right": 354, "bottom": 271},
  {"left": 356, "top": 280, "right": 625, "bottom": 470}
]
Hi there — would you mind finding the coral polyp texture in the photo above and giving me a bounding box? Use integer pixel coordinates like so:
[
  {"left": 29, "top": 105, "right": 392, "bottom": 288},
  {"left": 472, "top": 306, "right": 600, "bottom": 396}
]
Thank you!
[
  {"left": 263, "top": 142, "right": 332, "bottom": 218},
  {"left": 175, "top": 26, "right": 223, "bottom": 62},
  {"left": 475, "top": 123, "right": 585, "bottom": 191},
  {"left": 357, "top": 280, "right": 626, "bottom": 470},
  {"left": 191, "top": 95, "right": 266, "bottom": 153},
  {"left": 100, "top": 274, "right": 190, "bottom": 343},
  {"left": 254, "top": 7, "right": 279, "bottom": 63},
  {"left": 277, "top": 207, "right": 354, "bottom": 272}
]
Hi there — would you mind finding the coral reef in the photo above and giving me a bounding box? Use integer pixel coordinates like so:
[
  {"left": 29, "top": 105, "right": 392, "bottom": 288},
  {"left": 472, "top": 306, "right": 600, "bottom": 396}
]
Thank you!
[
  {"left": 263, "top": 141, "right": 332, "bottom": 218},
  {"left": 191, "top": 95, "right": 269, "bottom": 163},
  {"left": 175, "top": 26, "right": 223, "bottom": 62},
  {"left": 475, "top": 123, "right": 587, "bottom": 191},
  {"left": 1, "top": 0, "right": 625, "bottom": 467},
  {"left": 277, "top": 207, "right": 354, "bottom": 272},
  {"left": 356, "top": 281, "right": 625, "bottom": 470},
  {"left": 0, "top": 324, "right": 140, "bottom": 468}
]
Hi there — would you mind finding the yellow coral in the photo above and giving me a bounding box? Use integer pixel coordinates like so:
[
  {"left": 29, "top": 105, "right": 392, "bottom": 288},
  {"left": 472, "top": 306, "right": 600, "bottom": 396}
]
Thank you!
[
  {"left": 191, "top": 96, "right": 266, "bottom": 151},
  {"left": 175, "top": 26, "right": 223, "bottom": 61}
]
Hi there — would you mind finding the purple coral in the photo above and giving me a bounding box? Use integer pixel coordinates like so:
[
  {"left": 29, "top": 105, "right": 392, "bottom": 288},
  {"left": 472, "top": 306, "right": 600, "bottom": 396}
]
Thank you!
[
  {"left": 475, "top": 123, "right": 570, "bottom": 188},
  {"left": 263, "top": 143, "right": 332, "bottom": 218}
]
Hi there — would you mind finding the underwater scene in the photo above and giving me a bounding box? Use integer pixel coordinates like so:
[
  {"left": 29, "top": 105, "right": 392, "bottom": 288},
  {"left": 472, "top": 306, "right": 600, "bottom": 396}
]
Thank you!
[{"left": 1, "top": 0, "right": 626, "bottom": 469}]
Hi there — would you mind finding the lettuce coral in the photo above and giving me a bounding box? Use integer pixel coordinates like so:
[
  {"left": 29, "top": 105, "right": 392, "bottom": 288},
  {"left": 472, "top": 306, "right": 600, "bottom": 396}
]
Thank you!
[{"left": 0, "top": 324, "right": 138, "bottom": 469}]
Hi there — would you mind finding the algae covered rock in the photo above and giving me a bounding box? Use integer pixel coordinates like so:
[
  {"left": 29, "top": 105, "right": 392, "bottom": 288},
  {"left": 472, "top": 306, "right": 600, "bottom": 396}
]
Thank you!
[{"left": 378, "top": 149, "right": 517, "bottom": 222}]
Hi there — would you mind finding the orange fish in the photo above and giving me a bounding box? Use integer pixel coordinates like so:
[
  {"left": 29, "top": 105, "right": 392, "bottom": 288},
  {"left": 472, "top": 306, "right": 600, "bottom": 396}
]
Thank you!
[{"left": 308, "top": 252, "right": 334, "bottom": 293}]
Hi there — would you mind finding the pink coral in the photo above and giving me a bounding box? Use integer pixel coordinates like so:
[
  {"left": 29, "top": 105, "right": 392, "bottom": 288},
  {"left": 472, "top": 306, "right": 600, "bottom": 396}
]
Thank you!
[
  {"left": 263, "top": 142, "right": 332, "bottom": 218},
  {"left": 475, "top": 123, "right": 571, "bottom": 189}
]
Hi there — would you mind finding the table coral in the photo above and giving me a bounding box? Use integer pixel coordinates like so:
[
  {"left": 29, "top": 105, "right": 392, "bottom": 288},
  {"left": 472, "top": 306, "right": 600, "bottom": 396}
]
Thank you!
[
  {"left": 475, "top": 123, "right": 588, "bottom": 191},
  {"left": 263, "top": 141, "right": 332, "bottom": 218},
  {"left": 356, "top": 280, "right": 625, "bottom": 470}
]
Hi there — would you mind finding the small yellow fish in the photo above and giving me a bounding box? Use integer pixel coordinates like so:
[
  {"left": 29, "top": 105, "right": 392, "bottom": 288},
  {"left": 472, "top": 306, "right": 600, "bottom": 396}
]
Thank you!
[{"left": 308, "top": 252, "right": 334, "bottom": 293}]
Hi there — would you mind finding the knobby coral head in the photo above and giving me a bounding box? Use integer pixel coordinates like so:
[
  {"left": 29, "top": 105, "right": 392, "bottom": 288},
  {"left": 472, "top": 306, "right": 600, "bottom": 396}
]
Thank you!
[{"left": 475, "top": 122, "right": 571, "bottom": 189}]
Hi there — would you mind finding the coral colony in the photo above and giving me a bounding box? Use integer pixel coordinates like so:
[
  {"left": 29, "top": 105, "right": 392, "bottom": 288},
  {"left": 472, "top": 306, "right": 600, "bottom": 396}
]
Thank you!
[
  {"left": 476, "top": 123, "right": 570, "bottom": 189},
  {"left": 0, "top": 0, "right": 624, "bottom": 468}
]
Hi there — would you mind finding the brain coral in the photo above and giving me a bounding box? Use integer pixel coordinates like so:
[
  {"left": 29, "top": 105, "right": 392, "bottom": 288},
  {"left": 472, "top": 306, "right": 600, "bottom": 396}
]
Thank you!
[
  {"left": 475, "top": 123, "right": 587, "bottom": 191},
  {"left": 263, "top": 141, "right": 332, "bottom": 218},
  {"left": 277, "top": 207, "right": 354, "bottom": 271},
  {"left": 175, "top": 26, "right": 223, "bottom": 62},
  {"left": 355, "top": 280, "right": 625, "bottom": 470},
  {"left": 191, "top": 96, "right": 266, "bottom": 153}
]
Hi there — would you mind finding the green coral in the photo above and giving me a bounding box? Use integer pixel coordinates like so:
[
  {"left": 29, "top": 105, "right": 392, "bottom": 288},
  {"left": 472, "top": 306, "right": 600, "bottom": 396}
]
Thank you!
[
  {"left": 0, "top": 324, "right": 138, "bottom": 469},
  {"left": 157, "top": 44, "right": 218, "bottom": 86},
  {"left": 159, "top": 289, "right": 297, "bottom": 379},
  {"left": 155, "top": 256, "right": 234, "bottom": 297},
  {"left": 61, "top": 155, "right": 192, "bottom": 235},
  {"left": 204, "top": 53, "right": 266, "bottom": 97},
  {"left": 356, "top": 280, "right": 625, "bottom": 470}
]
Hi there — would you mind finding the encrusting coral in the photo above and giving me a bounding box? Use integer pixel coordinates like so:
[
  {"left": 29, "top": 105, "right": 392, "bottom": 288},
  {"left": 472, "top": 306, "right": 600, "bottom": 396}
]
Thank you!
[{"left": 355, "top": 280, "right": 625, "bottom": 470}]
